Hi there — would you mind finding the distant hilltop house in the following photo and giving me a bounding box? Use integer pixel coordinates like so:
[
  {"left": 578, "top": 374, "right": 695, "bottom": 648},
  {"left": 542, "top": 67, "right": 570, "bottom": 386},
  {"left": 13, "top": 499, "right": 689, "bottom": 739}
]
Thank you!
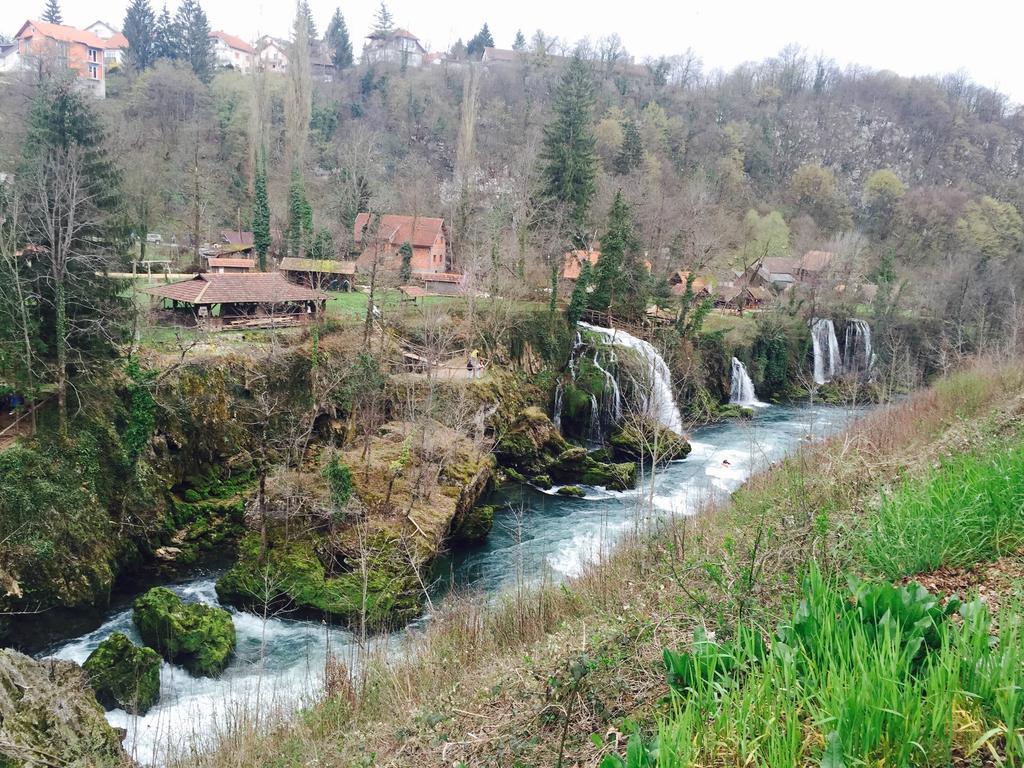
[
  {"left": 210, "top": 30, "right": 255, "bottom": 73},
  {"left": 14, "top": 19, "right": 109, "bottom": 97},
  {"left": 354, "top": 213, "right": 449, "bottom": 275},
  {"left": 742, "top": 250, "right": 836, "bottom": 292},
  {"left": 279, "top": 257, "right": 357, "bottom": 291},
  {"left": 84, "top": 21, "right": 128, "bottom": 69},
  {"left": 668, "top": 270, "right": 714, "bottom": 299},
  {"left": 0, "top": 40, "right": 20, "bottom": 73},
  {"left": 256, "top": 36, "right": 288, "bottom": 72},
  {"left": 362, "top": 28, "right": 426, "bottom": 68}
]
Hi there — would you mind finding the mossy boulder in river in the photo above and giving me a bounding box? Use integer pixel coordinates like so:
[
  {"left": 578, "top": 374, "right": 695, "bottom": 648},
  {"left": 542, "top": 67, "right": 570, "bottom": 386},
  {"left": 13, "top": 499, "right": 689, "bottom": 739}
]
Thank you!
[
  {"left": 0, "top": 649, "right": 125, "bottom": 767},
  {"left": 610, "top": 420, "right": 691, "bottom": 463},
  {"left": 216, "top": 530, "right": 422, "bottom": 631},
  {"left": 497, "top": 407, "right": 637, "bottom": 490},
  {"left": 82, "top": 632, "right": 161, "bottom": 714},
  {"left": 556, "top": 485, "right": 586, "bottom": 498},
  {"left": 133, "top": 587, "right": 235, "bottom": 677}
]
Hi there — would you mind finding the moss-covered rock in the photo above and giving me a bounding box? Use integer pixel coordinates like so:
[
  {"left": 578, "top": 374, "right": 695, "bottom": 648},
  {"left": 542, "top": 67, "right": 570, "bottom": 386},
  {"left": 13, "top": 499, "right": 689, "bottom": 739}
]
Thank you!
[
  {"left": 216, "top": 531, "right": 421, "bottom": 631},
  {"left": 495, "top": 406, "right": 569, "bottom": 476},
  {"left": 715, "top": 403, "right": 755, "bottom": 420},
  {"left": 133, "top": 587, "right": 235, "bottom": 677},
  {"left": 0, "top": 649, "right": 125, "bottom": 767},
  {"left": 531, "top": 474, "right": 553, "bottom": 490},
  {"left": 549, "top": 446, "right": 638, "bottom": 491},
  {"left": 82, "top": 632, "right": 161, "bottom": 715},
  {"left": 610, "top": 421, "right": 692, "bottom": 463},
  {"left": 556, "top": 485, "right": 586, "bottom": 498},
  {"left": 450, "top": 505, "right": 494, "bottom": 543}
]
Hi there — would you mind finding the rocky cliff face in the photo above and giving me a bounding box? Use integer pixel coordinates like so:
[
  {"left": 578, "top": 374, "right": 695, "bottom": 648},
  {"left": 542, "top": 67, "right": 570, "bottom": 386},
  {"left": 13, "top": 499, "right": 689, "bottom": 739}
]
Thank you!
[{"left": 0, "top": 649, "right": 125, "bottom": 767}]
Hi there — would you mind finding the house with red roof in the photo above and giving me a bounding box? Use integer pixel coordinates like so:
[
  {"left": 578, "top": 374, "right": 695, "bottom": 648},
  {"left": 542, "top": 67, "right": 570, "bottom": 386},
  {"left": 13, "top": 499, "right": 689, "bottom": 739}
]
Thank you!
[
  {"left": 210, "top": 30, "right": 255, "bottom": 73},
  {"left": 84, "top": 21, "right": 128, "bottom": 69},
  {"left": 15, "top": 19, "right": 108, "bottom": 97},
  {"left": 353, "top": 213, "right": 450, "bottom": 275}
]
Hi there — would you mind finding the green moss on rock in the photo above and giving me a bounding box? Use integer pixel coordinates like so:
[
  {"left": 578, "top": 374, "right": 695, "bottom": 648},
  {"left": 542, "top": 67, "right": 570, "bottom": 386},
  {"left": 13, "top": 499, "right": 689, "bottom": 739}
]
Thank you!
[
  {"left": 82, "top": 632, "right": 161, "bottom": 715},
  {"left": 132, "top": 587, "right": 235, "bottom": 677},
  {"left": 451, "top": 505, "right": 494, "bottom": 543},
  {"left": 216, "top": 532, "right": 421, "bottom": 631},
  {"left": 557, "top": 485, "right": 586, "bottom": 498},
  {"left": 531, "top": 474, "right": 553, "bottom": 489},
  {"left": 610, "top": 421, "right": 692, "bottom": 463},
  {"left": 0, "top": 649, "right": 124, "bottom": 767}
]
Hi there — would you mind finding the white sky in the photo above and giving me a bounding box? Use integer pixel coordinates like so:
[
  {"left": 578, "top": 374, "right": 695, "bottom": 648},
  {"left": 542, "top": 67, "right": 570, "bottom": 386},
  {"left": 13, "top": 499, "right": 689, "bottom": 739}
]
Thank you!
[{"left": 4, "top": 0, "right": 1023, "bottom": 104}]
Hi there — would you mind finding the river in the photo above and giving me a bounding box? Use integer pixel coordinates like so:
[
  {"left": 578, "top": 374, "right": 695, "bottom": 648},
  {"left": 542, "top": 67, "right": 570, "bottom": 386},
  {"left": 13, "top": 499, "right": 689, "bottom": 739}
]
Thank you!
[{"left": 48, "top": 402, "right": 860, "bottom": 764}]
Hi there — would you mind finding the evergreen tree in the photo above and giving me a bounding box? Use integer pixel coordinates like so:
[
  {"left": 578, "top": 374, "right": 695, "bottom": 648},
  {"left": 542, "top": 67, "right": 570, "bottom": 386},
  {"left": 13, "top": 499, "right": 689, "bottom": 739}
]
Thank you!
[
  {"left": 614, "top": 118, "right": 643, "bottom": 175},
  {"left": 123, "top": 0, "right": 156, "bottom": 71},
  {"left": 287, "top": 169, "right": 312, "bottom": 256},
  {"left": 309, "top": 229, "right": 335, "bottom": 260},
  {"left": 512, "top": 29, "right": 526, "bottom": 51},
  {"left": 372, "top": 2, "right": 394, "bottom": 34},
  {"left": 19, "top": 81, "right": 130, "bottom": 433},
  {"left": 566, "top": 260, "right": 591, "bottom": 325},
  {"left": 325, "top": 8, "right": 353, "bottom": 69},
  {"left": 153, "top": 4, "right": 178, "bottom": 61},
  {"left": 590, "top": 191, "right": 645, "bottom": 318},
  {"left": 42, "top": 0, "right": 62, "bottom": 24},
  {"left": 466, "top": 23, "right": 494, "bottom": 59},
  {"left": 398, "top": 241, "right": 413, "bottom": 282},
  {"left": 539, "top": 54, "right": 598, "bottom": 242},
  {"left": 174, "top": 0, "right": 214, "bottom": 82},
  {"left": 252, "top": 151, "right": 271, "bottom": 271},
  {"left": 299, "top": 0, "right": 317, "bottom": 41}
]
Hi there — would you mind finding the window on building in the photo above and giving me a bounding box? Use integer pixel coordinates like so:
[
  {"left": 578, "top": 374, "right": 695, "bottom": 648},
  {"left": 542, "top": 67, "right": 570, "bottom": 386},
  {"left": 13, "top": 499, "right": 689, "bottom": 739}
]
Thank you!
[{"left": 88, "top": 63, "right": 98, "bottom": 78}]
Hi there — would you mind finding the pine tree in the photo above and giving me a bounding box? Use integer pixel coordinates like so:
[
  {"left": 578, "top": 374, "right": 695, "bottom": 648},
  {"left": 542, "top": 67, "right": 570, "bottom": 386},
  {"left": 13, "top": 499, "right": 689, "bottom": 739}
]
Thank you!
[
  {"left": 614, "top": 118, "right": 643, "bottom": 175},
  {"left": 589, "top": 192, "right": 642, "bottom": 316},
  {"left": 20, "top": 81, "right": 129, "bottom": 433},
  {"left": 123, "top": 0, "right": 156, "bottom": 71},
  {"left": 512, "top": 29, "right": 526, "bottom": 51},
  {"left": 566, "top": 260, "right": 591, "bottom": 325},
  {"left": 325, "top": 8, "right": 353, "bottom": 69},
  {"left": 398, "top": 241, "right": 413, "bottom": 282},
  {"left": 310, "top": 229, "right": 335, "bottom": 260},
  {"left": 373, "top": 2, "right": 394, "bottom": 34},
  {"left": 466, "top": 23, "right": 494, "bottom": 59},
  {"left": 252, "top": 151, "right": 271, "bottom": 271},
  {"left": 539, "top": 54, "right": 598, "bottom": 242},
  {"left": 299, "top": 0, "right": 317, "bottom": 41},
  {"left": 153, "top": 4, "right": 178, "bottom": 61},
  {"left": 288, "top": 169, "right": 312, "bottom": 256},
  {"left": 175, "top": 0, "right": 214, "bottom": 82},
  {"left": 42, "top": 0, "right": 62, "bottom": 24}
]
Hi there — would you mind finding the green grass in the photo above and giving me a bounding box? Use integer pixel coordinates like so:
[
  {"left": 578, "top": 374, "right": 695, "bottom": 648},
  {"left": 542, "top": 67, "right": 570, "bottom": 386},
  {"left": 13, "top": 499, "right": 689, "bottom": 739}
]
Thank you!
[
  {"left": 702, "top": 312, "right": 758, "bottom": 347},
  {"left": 859, "top": 441, "right": 1024, "bottom": 579},
  {"left": 607, "top": 572, "right": 1024, "bottom": 767}
]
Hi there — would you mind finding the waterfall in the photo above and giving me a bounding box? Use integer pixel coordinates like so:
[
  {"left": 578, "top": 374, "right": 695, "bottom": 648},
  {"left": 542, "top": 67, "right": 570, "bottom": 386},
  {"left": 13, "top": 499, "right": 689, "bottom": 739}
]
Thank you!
[
  {"left": 553, "top": 332, "right": 585, "bottom": 431},
  {"left": 729, "top": 357, "right": 766, "bottom": 407},
  {"left": 552, "top": 380, "right": 564, "bottom": 430},
  {"left": 842, "top": 319, "right": 873, "bottom": 375},
  {"left": 810, "top": 318, "right": 841, "bottom": 384},
  {"left": 587, "top": 393, "right": 602, "bottom": 443},
  {"left": 592, "top": 348, "right": 622, "bottom": 422},
  {"left": 579, "top": 322, "right": 684, "bottom": 435}
]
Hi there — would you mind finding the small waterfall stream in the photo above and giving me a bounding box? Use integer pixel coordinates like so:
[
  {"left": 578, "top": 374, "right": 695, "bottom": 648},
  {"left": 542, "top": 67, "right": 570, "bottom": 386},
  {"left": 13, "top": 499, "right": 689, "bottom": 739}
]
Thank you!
[
  {"left": 810, "top": 318, "right": 841, "bottom": 384},
  {"left": 842, "top": 319, "right": 873, "bottom": 375},
  {"left": 729, "top": 357, "right": 766, "bottom": 407},
  {"left": 579, "top": 322, "right": 684, "bottom": 434}
]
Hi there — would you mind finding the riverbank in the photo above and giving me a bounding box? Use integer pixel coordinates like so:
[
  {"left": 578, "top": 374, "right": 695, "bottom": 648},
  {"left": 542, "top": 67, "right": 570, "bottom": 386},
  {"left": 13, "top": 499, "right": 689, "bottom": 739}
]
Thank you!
[{"left": 178, "top": 359, "right": 1024, "bottom": 767}]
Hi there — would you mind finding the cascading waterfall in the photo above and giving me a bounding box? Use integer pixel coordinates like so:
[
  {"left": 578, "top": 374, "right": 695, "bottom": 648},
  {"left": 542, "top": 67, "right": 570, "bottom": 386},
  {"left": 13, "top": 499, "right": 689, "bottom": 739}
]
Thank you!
[
  {"left": 587, "top": 393, "right": 602, "bottom": 443},
  {"left": 842, "top": 319, "right": 873, "bottom": 375},
  {"left": 729, "top": 357, "right": 766, "bottom": 407},
  {"left": 592, "top": 348, "right": 622, "bottom": 422},
  {"left": 553, "top": 332, "right": 585, "bottom": 430},
  {"left": 579, "top": 322, "right": 684, "bottom": 434},
  {"left": 810, "top": 318, "right": 841, "bottom": 384}
]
